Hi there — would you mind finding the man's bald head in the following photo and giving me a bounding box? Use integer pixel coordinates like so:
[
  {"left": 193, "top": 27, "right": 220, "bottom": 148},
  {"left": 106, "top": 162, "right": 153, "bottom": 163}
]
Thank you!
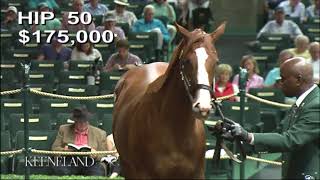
[
  {"left": 278, "top": 49, "right": 294, "bottom": 65},
  {"left": 309, "top": 42, "right": 320, "bottom": 61},
  {"left": 280, "top": 57, "right": 314, "bottom": 97}
]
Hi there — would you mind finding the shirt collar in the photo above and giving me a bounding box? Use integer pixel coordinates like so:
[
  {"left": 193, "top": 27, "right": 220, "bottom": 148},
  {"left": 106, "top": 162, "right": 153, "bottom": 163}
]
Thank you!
[
  {"left": 75, "top": 127, "right": 89, "bottom": 135},
  {"left": 295, "top": 84, "right": 317, "bottom": 107}
]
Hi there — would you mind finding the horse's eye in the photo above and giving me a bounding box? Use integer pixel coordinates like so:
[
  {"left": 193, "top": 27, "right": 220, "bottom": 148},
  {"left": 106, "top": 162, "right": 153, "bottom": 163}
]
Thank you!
[{"left": 184, "top": 60, "right": 191, "bottom": 65}]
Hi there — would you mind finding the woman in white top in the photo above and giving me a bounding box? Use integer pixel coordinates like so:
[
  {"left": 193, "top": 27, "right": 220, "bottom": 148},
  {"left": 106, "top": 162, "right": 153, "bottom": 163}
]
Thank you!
[{"left": 71, "top": 41, "right": 103, "bottom": 61}]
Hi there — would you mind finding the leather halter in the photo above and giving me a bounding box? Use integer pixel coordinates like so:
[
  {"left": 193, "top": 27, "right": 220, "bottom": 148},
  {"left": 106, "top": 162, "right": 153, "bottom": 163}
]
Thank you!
[{"left": 178, "top": 48, "right": 213, "bottom": 104}]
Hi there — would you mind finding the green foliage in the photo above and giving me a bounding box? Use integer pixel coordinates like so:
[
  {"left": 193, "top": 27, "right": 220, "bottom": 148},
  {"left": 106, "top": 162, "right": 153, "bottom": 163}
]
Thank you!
[{"left": 0, "top": 174, "right": 124, "bottom": 180}]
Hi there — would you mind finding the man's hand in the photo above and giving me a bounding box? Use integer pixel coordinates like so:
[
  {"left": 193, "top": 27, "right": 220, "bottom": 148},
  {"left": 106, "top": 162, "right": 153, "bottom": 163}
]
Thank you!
[
  {"left": 113, "top": 64, "right": 123, "bottom": 70},
  {"left": 231, "top": 123, "right": 250, "bottom": 143},
  {"left": 90, "top": 148, "right": 97, "bottom": 159},
  {"left": 222, "top": 123, "right": 252, "bottom": 143}
]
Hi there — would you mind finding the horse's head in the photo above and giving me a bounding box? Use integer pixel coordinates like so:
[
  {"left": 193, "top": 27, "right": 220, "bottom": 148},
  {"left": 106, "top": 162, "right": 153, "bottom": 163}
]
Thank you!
[{"left": 175, "top": 22, "right": 226, "bottom": 119}]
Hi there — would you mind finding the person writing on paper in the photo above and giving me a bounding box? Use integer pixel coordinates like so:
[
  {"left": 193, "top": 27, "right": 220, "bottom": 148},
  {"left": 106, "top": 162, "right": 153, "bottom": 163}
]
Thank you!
[
  {"left": 223, "top": 57, "right": 320, "bottom": 179},
  {"left": 104, "top": 39, "right": 142, "bottom": 72},
  {"left": 51, "top": 106, "right": 108, "bottom": 176}
]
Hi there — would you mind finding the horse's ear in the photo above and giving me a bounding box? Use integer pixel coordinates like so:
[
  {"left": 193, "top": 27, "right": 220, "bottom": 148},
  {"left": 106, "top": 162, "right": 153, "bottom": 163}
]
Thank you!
[
  {"left": 210, "top": 21, "right": 227, "bottom": 41},
  {"left": 174, "top": 22, "right": 190, "bottom": 38}
]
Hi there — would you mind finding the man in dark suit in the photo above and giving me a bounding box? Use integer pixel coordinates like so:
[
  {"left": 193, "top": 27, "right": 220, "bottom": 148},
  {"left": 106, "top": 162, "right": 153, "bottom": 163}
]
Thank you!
[
  {"left": 51, "top": 106, "right": 109, "bottom": 176},
  {"left": 224, "top": 57, "right": 320, "bottom": 179}
]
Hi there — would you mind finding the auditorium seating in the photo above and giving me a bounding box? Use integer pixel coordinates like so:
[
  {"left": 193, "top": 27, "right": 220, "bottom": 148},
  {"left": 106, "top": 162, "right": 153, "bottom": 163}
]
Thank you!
[
  {"left": 8, "top": 113, "right": 52, "bottom": 140},
  {"left": 100, "top": 113, "right": 113, "bottom": 134},
  {"left": 30, "top": 60, "right": 63, "bottom": 77},
  {"left": 13, "top": 130, "right": 57, "bottom": 175},
  {"left": 39, "top": 98, "right": 81, "bottom": 119},
  {"left": 0, "top": 131, "right": 11, "bottom": 174},
  {"left": 128, "top": 31, "right": 158, "bottom": 62},
  {"left": 56, "top": 84, "right": 99, "bottom": 97},
  {"left": 99, "top": 71, "right": 124, "bottom": 94},
  {"left": 85, "top": 99, "right": 114, "bottom": 120},
  {"left": 220, "top": 101, "right": 264, "bottom": 133},
  {"left": 248, "top": 88, "right": 286, "bottom": 132},
  {"left": 1, "top": 98, "right": 32, "bottom": 120},
  {"left": 58, "top": 71, "right": 88, "bottom": 85}
]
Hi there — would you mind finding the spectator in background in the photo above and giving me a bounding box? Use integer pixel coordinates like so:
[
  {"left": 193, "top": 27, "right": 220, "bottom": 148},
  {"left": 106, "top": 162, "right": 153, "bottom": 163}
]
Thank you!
[
  {"left": 287, "top": 34, "right": 311, "bottom": 59},
  {"left": 104, "top": 39, "right": 142, "bottom": 72},
  {"left": 31, "top": 2, "right": 61, "bottom": 32},
  {"left": 109, "top": 0, "right": 137, "bottom": 27},
  {"left": 61, "top": 0, "right": 95, "bottom": 32},
  {"left": 37, "top": 35, "right": 72, "bottom": 61},
  {"left": 305, "top": 0, "right": 320, "bottom": 20},
  {"left": 257, "top": 7, "right": 303, "bottom": 39},
  {"left": 1, "top": 6, "right": 24, "bottom": 32},
  {"left": 308, "top": 42, "right": 320, "bottom": 83},
  {"left": 71, "top": 41, "right": 103, "bottom": 62},
  {"left": 132, "top": 5, "right": 170, "bottom": 52},
  {"left": 28, "top": 0, "right": 59, "bottom": 12},
  {"left": 266, "top": 0, "right": 287, "bottom": 10},
  {"left": 151, "top": 0, "right": 177, "bottom": 42},
  {"left": 52, "top": 106, "right": 108, "bottom": 176},
  {"left": 264, "top": 0, "right": 286, "bottom": 21},
  {"left": 84, "top": 0, "right": 108, "bottom": 16},
  {"left": 96, "top": 13, "right": 126, "bottom": 40},
  {"left": 214, "top": 64, "right": 239, "bottom": 101},
  {"left": 188, "top": 0, "right": 210, "bottom": 29},
  {"left": 176, "top": 0, "right": 189, "bottom": 27},
  {"left": 188, "top": 0, "right": 209, "bottom": 19},
  {"left": 232, "top": 55, "right": 264, "bottom": 92},
  {"left": 264, "top": 49, "right": 294, "bottom": 88},
  {"left": 278, "top": 0, "right": 306, "bottom": 22}
]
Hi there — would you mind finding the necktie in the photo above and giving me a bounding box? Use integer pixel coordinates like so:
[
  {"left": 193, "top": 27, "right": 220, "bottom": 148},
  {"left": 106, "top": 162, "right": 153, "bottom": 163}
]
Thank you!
[{"left": 288, "top": 104, "right": 298, "bottom": 127}]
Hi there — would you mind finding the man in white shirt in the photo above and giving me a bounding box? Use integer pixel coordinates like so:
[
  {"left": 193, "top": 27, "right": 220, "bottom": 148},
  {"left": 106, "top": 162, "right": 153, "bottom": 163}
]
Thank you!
[
  {"left": 223, "top": 57, "right": 320, "bottom": 179},
  {"left": 308, "top": 42, "right": 320, "bottom": 83},
  {"left": 278, "top": 0, "right": 306, "bottom": 22},
  {"left": 83, "top": 0, "right": 109, "bottom": 16},
  {"left": 257, "top": 7, "right": 303, "bottom": 39}
]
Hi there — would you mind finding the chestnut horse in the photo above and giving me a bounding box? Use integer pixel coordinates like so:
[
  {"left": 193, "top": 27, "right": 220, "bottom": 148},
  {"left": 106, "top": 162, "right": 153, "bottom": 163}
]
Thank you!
[{"left": 113, "top": 22, "right": 226, "bottom": 179}]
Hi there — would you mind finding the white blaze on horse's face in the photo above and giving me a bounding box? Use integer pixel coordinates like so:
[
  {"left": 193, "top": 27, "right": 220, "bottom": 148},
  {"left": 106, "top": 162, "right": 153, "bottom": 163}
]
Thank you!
[{"left": 193, "top": 47, "right": 212, "bottom": 116}]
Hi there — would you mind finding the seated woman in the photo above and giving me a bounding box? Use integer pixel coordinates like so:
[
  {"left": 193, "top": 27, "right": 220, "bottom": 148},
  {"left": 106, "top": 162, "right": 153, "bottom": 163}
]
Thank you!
[
  {"left": 232, "top": 55, "right": 264, "bottom": 92},
  {"left": 104, "top": 39, "right": 142, "bottom": 72},
  {"left": 287, "top": 35, "right": 311, "bottom": 59},
  {"left": 71, "top": 41, "right": 103, "bottom": 62},
  {"left": 214, "top": 64, "right": 239, "bottom": 101}
]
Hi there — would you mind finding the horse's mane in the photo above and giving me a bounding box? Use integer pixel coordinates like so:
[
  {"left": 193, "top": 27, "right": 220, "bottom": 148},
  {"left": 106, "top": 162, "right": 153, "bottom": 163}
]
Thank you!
[{"left": 146, "top": 38, "right": 186, "bottom": 94}]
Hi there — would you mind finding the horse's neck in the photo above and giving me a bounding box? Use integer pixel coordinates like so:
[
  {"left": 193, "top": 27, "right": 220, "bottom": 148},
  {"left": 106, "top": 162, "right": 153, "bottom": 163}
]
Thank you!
[{"left": 158, "top": 69, "right": 195, "bottom": 129}]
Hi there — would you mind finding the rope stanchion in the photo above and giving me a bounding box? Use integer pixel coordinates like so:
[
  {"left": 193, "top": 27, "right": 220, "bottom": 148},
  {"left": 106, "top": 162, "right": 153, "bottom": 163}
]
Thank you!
[
  {"left": 29, "top": 89, "right": 114, "bottom": 100},
  {"left": 211, "top": 154, "right": 282, "bottom": 166},
  {"left": 246, "top": 155, "right": 282, "bottom": 166},
  {"left": 246, "top": 93, "right": 291, "bottom": 108},
  {"left": 0, "top": 89, "right": 22, "bottom": 96},
  {"left": 30, "top": 149, "right": 118, "bottom": 156},
  {"left": 0, "top": 149, "right": 24, "bottom": 156},
  {"left": 215, "top": 93, "right": 238, "bottom": 101}
]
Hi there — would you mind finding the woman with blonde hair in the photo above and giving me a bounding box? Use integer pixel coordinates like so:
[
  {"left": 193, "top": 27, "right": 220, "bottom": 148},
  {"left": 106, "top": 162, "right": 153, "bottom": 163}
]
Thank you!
[
  {"left": 232, "top": 55, "right": 264, "bottom": 92},
  {"left": 214, "top": 64, "right": 239, "bottom": 101},
  {"left": 287, "top": 35, "right": 311, "bottom": 59}
]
